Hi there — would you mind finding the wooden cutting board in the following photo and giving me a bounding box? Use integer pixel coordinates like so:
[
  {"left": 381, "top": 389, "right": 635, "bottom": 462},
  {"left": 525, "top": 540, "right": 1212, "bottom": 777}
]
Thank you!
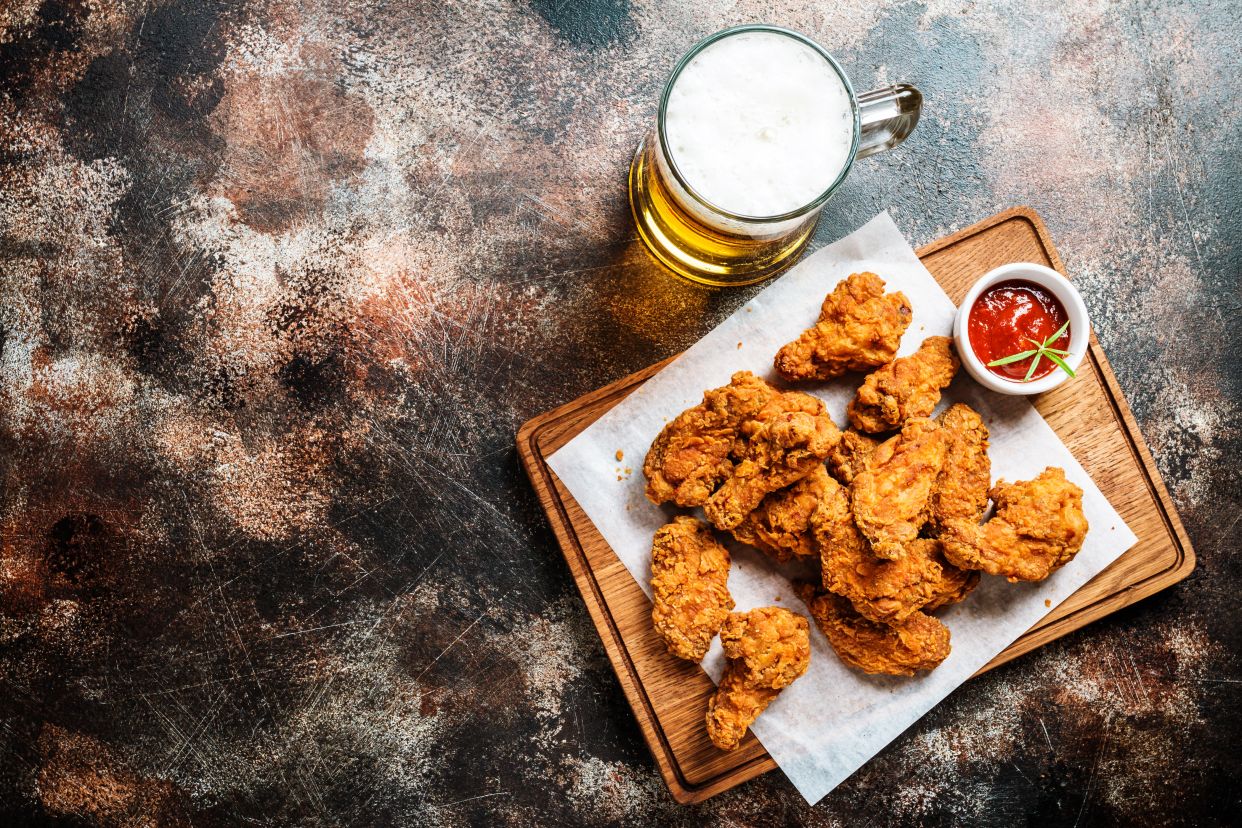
[{"left": 516, "top": 207, "right": 1195, "bottom": 805}]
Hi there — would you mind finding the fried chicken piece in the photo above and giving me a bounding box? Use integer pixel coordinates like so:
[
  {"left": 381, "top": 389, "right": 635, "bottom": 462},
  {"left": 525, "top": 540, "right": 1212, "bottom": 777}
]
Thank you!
[
  {"left": 921, "top": 538, "right": 981, "bottom": 610},
  {"left": 850, "top": 419, "right": 948, "bottom": 560},
  {"left": 941, "top": 467, "right": 1088, "bottom": 582},
  {"left": 644, "top": 372, "right": 840, "bottom": 529},
  {"left": 827, "top": 429, "right": 880, "bottom": 485},
  {"left": 650, "top": 517, "right": 735, "bottom": 662},
  {"left": 847, "top": 336, "right": 960, "bottom": 433},
  {"left": 702, "top": 389, "right": 840, "bottom": 531},
  {"left": 930, "top": 403, "right": 991, "bottom": 534},
  {"left": 799, "top": 585, "right": 951, "bottom": 676},
  {"left": 816, "top": 480, "right": 974, "bottom": 623},
  {"left": 706, "top": 607, "right": 811, "bottom": 751},
  {"left": 731, "top": 465, "right": 830, "bottom": 562},
  {"left": 644, "top": 372, "right": 777, "bottom": 507},
  {"left": 774, "top": 272, "right": 912, "bottom": 382}
]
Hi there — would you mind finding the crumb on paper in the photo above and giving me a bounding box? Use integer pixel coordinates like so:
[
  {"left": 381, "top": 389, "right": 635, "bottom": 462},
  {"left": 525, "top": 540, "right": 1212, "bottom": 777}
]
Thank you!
[
  {"left": 616, "top": 475, "right": 623, "bottom": 481},
  {"left": 737, "top": 342, "right": 743, "bottom": 349},
  {"left": 615, "top": 449, "right": 624, "bottom": 461},
  {"left": 1045, "top": 599, "right": 1052, "bottom": 607},
  {"left": 623, "top": 467, "right": 631, "bottom": 475}
]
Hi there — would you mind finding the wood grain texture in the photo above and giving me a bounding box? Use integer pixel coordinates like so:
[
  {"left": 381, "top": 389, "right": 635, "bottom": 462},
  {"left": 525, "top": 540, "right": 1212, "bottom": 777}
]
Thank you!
[{"left": 516, "top": 207, "right": 1196, "bottom": 804}]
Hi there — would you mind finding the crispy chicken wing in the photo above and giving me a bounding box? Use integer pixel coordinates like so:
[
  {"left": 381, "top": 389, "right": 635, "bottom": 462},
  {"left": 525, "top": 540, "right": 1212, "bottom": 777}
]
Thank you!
[
  {"left": 929, "top": 403, "right": 991, "bottom": 534},
  {"left": 731, "top": 465, "right": 830, "bottom": 562},
  {"left": 650, "top": 517, "right": 735, "bottom": 662},
  {"left": 774, "top": 272, "right": 912, "bottom": 382},
  {"left": 847, "top": 336, "right": 960, "bottom": 433},
  {"left": 816, "top": 479, "right": 974, "bottom": 623},
  {"left": 706, "top": 607, "right": 811, "bottom": 751},
  {"left": 644, "top": 372, "right": 840, "bottom": 530},
  {"left": 827, "top": 429, "right": 880, "bottom": 485},
  {"left": 799, "top": 585, "right": 951, "bottom": 676},
  {"left": 941, "top": 467, "right": 1088, "bottom": 582},
  {"left": 850, "top": 419, "right": 948, "bottom": 560},
  {"left": 702, "top": 388, "right": 840, "bottom": 530},
  {"left": 644, "top": 372, "right": 777, "bottom": 507}
]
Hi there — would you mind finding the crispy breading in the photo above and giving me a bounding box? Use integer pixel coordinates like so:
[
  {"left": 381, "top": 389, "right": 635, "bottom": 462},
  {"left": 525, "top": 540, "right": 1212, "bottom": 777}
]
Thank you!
[
  {"left": 827, "top": 429, "right": 880, "bottom": 485},
  {"left": 799, "top": 585, "right": 951, "bottom": 676},
  {"left": 702, "top": 388, "right": 840, "bottom": 530},
  {"left": 706, "top": 607, "right": 811, "bottom": 751},
  {"left": 816, "top": 479, "right": 974, "bottom": 622},
  {"left": 774, "top": 272, "right": 912, "bottom": 382},
  {"left": 650, "top": 517, "right": 735, "bottom": 662},
  {"left": 930, "top": 403, "right": 991, "bottom": 534},
  {"left": 643, "top": 372, "right": 840, "bottom": 531},
  {"left": 644, "top": 372, "right": 777, "bottom": 507},
  {"left": 731, "top": 465, "right": 830, "bottom": 562},
  {"left": 847, "top": 336, "right": 960, "bottom": 433},
  {"left": 921, "top": 538, "right": 981, "bottom": 610},
  {"left": 850, "top": 419, "right": 948, "bottom": 560},
  {"left": 941, "top": 467, "right": 1088, "bottom": 582}
]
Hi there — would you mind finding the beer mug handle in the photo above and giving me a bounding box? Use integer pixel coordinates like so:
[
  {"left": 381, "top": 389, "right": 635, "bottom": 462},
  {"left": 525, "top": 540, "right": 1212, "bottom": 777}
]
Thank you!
[{"left": 855, "top": 84, "right": 923, "bottom": 160}]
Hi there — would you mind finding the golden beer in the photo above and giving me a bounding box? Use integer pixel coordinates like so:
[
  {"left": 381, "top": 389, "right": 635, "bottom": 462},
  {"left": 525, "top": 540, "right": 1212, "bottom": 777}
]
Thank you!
[
  {"left": 629, "top": 136, "right": 819, "bottom": 286},
  {"left": 629, "top": 26, "right": 922, "bottom": 287}
]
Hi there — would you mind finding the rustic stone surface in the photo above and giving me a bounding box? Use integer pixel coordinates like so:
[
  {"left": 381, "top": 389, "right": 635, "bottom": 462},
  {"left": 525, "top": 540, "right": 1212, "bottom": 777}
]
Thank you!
[{"left": 0, "top": 1, "right": 1237, "bottom": 824}]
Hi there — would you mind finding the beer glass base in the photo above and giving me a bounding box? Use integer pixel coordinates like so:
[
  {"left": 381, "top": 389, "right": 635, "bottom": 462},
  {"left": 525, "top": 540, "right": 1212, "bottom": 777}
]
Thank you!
[{"left": 627, "top": 139, "right": 818, "bottom": 288}]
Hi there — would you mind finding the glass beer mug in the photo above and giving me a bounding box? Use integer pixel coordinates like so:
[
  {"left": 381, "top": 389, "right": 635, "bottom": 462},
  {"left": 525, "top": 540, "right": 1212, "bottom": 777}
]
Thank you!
[{"left": 629, "top": 25, "right": 922, "bottom": 287}]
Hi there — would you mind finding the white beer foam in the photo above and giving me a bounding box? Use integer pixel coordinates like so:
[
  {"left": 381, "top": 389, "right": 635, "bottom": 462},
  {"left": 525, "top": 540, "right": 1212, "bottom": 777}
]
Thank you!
[{"left": 665, "top": 31, "right": 854, "bottom": 218}]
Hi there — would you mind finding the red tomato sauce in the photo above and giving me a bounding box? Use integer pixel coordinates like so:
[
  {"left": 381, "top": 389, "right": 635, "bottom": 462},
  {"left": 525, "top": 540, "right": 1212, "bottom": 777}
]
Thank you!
[{"left": 967, "top": 280, "right": 1070, "bottom": 381}]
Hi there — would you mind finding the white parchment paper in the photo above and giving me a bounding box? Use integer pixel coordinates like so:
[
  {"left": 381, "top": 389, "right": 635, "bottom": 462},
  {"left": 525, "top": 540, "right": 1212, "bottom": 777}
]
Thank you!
[{"left": 545, "top": 212, "right": 1137, "bottom": 804}]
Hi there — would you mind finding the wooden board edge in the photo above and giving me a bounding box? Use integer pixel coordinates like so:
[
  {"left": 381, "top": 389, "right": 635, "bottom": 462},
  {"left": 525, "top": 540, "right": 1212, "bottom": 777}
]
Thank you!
[
  {"left": 515, "top": 417, "right": 699, "bottom": 802},
  {"left": 975, "top": 343, "right": 1199, "bottom": 668},
  {"left": 1085, "top": 344, "right": 1197, "bottom": 577},
  {"left": 1013, "top": 208, "right": 1197, "bottom": 579},
  {"left": 992, "top": 206, "right": 1197, "bottom": 585},
  {"left": 979, "top": 556, "right": 1196, "bottom": 673},
  {"left": 516, "top": 417, "right": 779, "bottom": 803},
  {"left": 517, "top": 357, "right": 670, "bottom": 438},
  {"left": 914, "top": 205, "right": 1045, "bottom": 259},
  {"left": 916, "top": 204, "right": 1197, "bottom": 612}
]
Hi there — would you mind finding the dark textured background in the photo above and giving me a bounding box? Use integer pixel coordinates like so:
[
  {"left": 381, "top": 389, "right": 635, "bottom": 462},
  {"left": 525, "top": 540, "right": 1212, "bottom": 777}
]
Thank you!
[{"left": 0, "top": 1, "right": 1238, "bottom": 825}]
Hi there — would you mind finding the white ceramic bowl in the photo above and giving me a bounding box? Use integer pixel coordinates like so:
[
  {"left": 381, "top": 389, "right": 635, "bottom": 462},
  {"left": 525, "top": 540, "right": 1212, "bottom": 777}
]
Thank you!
[{"left": 953, "top": 262, "right": 1090, "bottom": 396}]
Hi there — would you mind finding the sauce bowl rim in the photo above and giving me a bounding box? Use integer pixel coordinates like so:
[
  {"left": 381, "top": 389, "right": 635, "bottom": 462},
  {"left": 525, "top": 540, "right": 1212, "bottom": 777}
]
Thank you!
[{"left": 952, "top": 262, "right": 1091, "bottom": 396}]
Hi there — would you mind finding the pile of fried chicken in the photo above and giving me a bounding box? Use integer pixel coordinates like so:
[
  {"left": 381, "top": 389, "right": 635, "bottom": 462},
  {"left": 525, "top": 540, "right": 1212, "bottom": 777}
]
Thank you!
[{"left": 644, "top": 273, "right": 1090, "bottom": 751}]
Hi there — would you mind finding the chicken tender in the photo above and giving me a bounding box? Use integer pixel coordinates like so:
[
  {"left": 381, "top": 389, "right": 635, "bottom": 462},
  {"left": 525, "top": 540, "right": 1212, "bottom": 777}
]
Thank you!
[
  {"left": 644, "top": 372, "right": 777, "bottom": 507},
  {"left": 731, "top": 465, "right": 830, "bottom": 562},
  {"left": 816, "top": 480, "right": 973, "bottom": 623},
  {"left": 702, "top": 389, "right": 840, "bottom": 530},
  {"left": 850, "top": 419, "right": 948, "bottom": 560},
  {"left": 706, "top": 607, "right": 811, "bottom": 751},
  {"left": 799, "top": 585, "right": 951, "bottom": 676},
  {"left": 650, "top": 517, "right": 735, "bottom": 662},
  {"left": 942, "top": 467, "right": 1088, "bottom": 582},
  {"left": 827, "top": 429, "right": 880, "bottom": 485},
  {"left": 774, "top": 272, "right": 912, "bottom": 382},
  {"left": 929, "top": 403, "right": 991, "bottom": 534},
  {"left": 847, "top": 336, "right": 960, "bottom": 433}
]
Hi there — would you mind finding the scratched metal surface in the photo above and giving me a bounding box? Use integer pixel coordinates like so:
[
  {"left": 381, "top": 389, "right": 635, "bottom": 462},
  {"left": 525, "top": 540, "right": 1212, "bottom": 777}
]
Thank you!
[{"left": 0, "top": 0, "right": 1237, "bottom": 825}]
